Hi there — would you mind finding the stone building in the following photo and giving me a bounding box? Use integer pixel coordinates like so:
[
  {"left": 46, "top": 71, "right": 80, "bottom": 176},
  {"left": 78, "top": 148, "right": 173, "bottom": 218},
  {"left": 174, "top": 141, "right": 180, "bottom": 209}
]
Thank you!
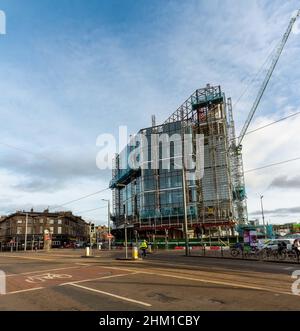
[{"left": 0, "top": 209, "right": 90, "bottom": 250}]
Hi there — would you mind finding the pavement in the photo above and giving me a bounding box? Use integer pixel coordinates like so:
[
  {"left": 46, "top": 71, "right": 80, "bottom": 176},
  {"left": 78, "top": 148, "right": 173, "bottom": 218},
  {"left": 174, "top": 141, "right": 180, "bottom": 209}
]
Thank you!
[{"left": 0, "top": 248, "right": 300, "bottom": 311}]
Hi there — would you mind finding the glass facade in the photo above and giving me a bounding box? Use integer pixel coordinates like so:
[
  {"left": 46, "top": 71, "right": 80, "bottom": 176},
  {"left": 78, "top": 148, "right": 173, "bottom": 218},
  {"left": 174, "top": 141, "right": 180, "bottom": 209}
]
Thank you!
[{"left": 111, "top": 85, "right": 234, "bottom": 231}]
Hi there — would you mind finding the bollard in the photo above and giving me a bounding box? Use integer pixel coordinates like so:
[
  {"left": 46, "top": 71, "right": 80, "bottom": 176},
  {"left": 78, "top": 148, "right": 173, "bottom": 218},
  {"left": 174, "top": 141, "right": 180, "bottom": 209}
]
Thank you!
[
  {"left": 85, "top": 247, "right": 90, "bottom": 257},
  {"left": 132, "top": 246, "right": 138, "bottom": 260}
]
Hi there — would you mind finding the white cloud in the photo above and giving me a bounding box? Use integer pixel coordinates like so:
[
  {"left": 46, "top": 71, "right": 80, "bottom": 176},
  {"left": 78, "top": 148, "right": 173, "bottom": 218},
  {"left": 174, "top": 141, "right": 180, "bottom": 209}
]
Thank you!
[
  {"left": 0, "top": 0, "right": 299, "bottom": 225},
  {"left": 243, "top": 107, "right": 300, "bottom": 223}
]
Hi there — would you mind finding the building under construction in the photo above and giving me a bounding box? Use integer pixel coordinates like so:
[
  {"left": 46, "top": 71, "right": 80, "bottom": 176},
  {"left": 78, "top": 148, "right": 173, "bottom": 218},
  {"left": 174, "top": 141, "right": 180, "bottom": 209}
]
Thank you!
[{"left": 110, "top": 84, "right": 247, "bottom": 240}]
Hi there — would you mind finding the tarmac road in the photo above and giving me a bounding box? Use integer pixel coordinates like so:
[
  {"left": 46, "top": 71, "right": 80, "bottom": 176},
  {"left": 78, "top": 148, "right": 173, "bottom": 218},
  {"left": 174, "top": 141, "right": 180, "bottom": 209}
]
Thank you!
[{"left": 0, "top": 249, "right": 299, "bottom": 311}]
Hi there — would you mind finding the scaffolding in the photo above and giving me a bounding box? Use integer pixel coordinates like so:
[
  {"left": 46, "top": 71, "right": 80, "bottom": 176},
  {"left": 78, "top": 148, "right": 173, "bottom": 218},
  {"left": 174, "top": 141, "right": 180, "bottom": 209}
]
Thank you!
[
  {"left": 110, "top": 84, "right": 247, "bottom": 237},
  {"left": 227, "top": 98, "right": 248, "bottom": 224}
]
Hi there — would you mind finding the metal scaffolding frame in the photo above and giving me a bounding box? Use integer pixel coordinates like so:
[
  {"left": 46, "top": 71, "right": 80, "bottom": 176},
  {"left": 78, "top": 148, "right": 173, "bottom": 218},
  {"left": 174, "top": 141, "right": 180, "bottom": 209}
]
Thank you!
[
  {"left": 227, "top": 98, "right": 248, "bottom": 224},
  {"left": 111, "top": 84, "right": 247, "bottom": 236}
]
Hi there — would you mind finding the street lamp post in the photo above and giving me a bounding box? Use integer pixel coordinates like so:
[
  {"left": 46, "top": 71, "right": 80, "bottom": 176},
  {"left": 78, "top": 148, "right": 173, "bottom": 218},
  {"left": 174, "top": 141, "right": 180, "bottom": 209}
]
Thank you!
[
  {"left": 173, "top": 152, "right": 190, "bottom": 256},
  {"left": 260, "top": 195, "right": 267, "bottom": 239},
  {"left": 89, "top": 222, "right": 92, "bottom": 246},
  {"left": 124, "top": 214, "right": 128, "bottom": 259},
  {"left": 24, "top": 213, "right": 28, "bottom": 252},
  {"left": 170, "top": 159, "right": 189, "bottom": 256},
  {"left": 31, "top": 234, "right": 34, "bottom": 251},
  {"left": 182, "top": 165, "right": 190, "bottom": 256},
  {"left": 101, "top": 199, "right": 111, "bottom": 250}
]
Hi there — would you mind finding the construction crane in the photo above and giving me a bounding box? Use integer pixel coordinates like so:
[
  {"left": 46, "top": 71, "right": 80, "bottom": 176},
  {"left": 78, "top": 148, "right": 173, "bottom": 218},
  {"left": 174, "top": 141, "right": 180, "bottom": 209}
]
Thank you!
[
  {"left": 230, "top": 9, "right": 300, "bottom": 224},
  {"left": 237, "top": 9, "right": 300, "bottom": 148}
]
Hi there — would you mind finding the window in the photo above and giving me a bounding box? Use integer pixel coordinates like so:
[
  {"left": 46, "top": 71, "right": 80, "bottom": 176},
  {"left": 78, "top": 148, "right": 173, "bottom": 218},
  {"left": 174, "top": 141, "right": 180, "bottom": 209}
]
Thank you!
[
  {"left": 49, "top": 219, "right": 54, "bottom": 224},
  {"left": 40, "top": 219, "right": 44, "bottom": 224},
  {"left": 57, "top": 219, "right": 62, "bottom": 225},
  {"left": 50, "top": 227, "right": 54, "bottom": 234},
  {"left": 39, "top": 226, "right": 43, "bottom": 234},
  {"left": 17, "top": 227, "right": 22, "bottom": 234},
  {"left": 57, "top": 227, "right": 62, "bottom": 234},
  {"left": 17, "top": 219, "right": 23, "bottom": 224}
]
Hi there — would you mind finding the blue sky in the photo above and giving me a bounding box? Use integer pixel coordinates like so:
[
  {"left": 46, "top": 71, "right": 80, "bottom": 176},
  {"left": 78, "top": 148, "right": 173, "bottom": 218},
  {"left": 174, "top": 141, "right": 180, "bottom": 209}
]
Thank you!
[{"left": 0, "top": 0, "right": 299, "bottom": 225}]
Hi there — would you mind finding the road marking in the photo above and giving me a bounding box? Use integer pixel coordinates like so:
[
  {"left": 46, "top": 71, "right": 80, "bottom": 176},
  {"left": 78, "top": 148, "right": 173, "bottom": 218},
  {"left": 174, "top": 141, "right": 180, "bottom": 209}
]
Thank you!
[
  {"left": 25, "top": 273, "right": 73, "bottom": 283},
  {"left": 67, "top": 283, "right": 152, "bottom": 307},
  {"left": 284, "top": 267, "right": 295, "bottom": 270},
  {"left": 33, "top": 254, "right": 87, "bottom": 258},
  {"left": 2, "top": 255, "right": 55, "bottom": 262},
  {"left": 60, "top": 272, "right": 138, "bottom": 286},
  {"left": 103, "top": 266, "right": 292, "bottom": 296},
  {"left": 136, "top": 257, "right": 298, "bottom": 272},
  {"left": 7, "top": 266, "right": 86, "bottom": 277},
  {"left": 76, "top": 263, "right": 90, "bottom": 266},
  {"left": 6, "top": 287, "right": 44, "bottom": 295}
]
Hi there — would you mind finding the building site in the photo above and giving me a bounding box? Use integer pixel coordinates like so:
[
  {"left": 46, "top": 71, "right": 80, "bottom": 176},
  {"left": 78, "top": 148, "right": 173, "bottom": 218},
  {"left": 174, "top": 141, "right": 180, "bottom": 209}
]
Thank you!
[
  {"left": 110, "top": 10, "right": 300, "bottom": 244},
  {"left": 110, "top": 85, "right": 246, "bottom": 241}
]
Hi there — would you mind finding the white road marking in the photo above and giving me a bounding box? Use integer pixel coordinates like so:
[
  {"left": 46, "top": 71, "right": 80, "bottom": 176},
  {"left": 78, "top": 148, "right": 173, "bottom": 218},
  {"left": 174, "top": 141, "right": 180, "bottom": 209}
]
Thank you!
[
  {"left": 6, "top": 287, "right": 44, "bottom": 295},
  {"left": 60, "top": 272, "right": 138, "bottom": 286},
  {"left": 68, "top": 282, "right": 152, "bottom": 307},
  {"left": 25, "top": 273, "right": 73, "bottom": 283},
  {"left": 7, "top": 266, "right": 86, "bottom": 277},
  {"left": 76, "top": 263, "right": 90, "bottom": 266},
  {"left": 33, "top": 254, "right": 88, "bottom": 258},
  {"left": 137, "top": 259, "right": 291, "bottom": 275},
  {"left": 2, "top": 255, "right": 55, "bottom": 262}
]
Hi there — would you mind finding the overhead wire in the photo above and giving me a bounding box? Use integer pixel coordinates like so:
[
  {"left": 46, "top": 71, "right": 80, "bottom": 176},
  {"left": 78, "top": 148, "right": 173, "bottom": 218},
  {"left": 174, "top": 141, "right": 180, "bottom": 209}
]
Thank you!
[{"left": 244, "top": 156, "right": 300, "bottom": 174}]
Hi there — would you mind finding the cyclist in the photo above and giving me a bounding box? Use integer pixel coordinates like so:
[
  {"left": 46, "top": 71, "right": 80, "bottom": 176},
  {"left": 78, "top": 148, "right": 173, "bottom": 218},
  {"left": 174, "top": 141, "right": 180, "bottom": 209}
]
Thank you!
[
  {"left": 277, "top": 240, "right": 287, "bottom": 256},
  {"left": 139, "top": 239, "right": 148, "bottom": 258}
]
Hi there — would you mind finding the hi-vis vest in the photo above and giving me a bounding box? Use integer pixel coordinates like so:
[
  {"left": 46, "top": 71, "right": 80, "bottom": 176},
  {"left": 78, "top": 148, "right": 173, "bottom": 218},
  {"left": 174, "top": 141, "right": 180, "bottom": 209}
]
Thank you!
[{"left": 140, "top": 241, "right": 148, "bottom": 249}]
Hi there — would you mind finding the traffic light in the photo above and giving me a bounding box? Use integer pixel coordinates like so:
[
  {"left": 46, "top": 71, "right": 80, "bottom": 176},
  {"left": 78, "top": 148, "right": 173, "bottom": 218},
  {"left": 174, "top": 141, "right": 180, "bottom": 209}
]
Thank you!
[{"left": 90, "top": 223, "right": 95, "bottom": 233}]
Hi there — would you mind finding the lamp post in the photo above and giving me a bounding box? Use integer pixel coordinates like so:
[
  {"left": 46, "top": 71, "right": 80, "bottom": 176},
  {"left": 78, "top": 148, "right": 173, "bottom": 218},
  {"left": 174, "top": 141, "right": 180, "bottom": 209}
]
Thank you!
[
  {"left": 124, "top": 214, "right": 128, "bottom": 259},
  {"left": 24, "top": 213, "right": 28, "bottom": 252},
  {"left": 174, "top": 153, "right": 190, "bottom": 256},
  {"left": 101, "top": 199, "right": 111, "bottom": 250},
  {"left": 182, "top": 164, "right": 190, "bottom": 256},
  {"left": 260, "top": 195, "right": 267, "bottom": 239}
]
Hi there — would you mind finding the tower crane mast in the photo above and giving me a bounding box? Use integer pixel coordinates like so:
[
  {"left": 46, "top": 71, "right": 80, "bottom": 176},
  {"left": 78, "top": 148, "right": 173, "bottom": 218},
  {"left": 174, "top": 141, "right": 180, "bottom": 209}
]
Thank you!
[{"left": 230, "top": 9, "right": 300, "bottom": 224}]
